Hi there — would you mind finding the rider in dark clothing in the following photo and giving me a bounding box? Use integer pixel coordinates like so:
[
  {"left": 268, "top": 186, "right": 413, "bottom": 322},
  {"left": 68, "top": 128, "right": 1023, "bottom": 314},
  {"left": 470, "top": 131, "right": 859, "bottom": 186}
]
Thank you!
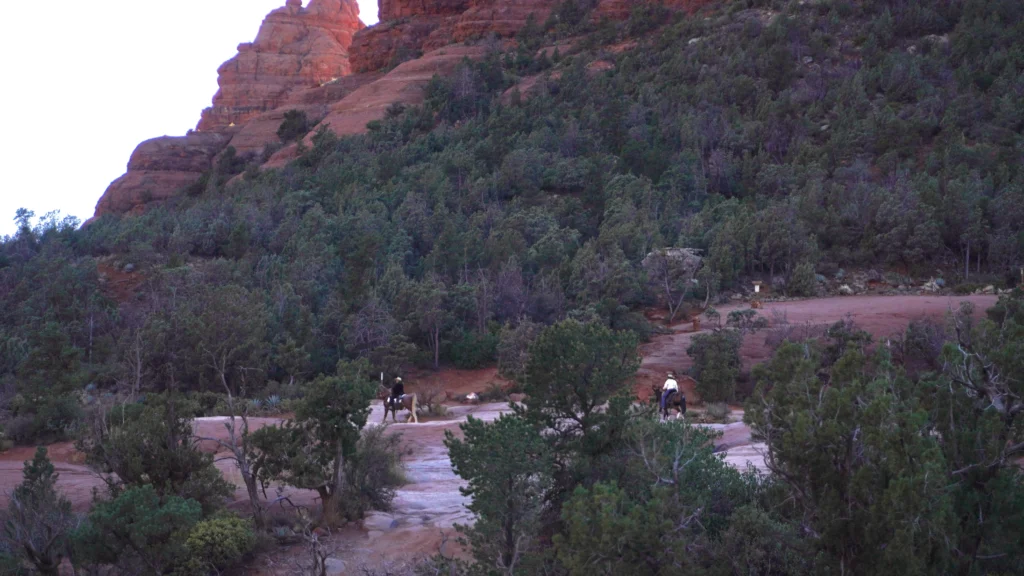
[{"left": 390, "top": 377, "right": 405, "bottom": 407}]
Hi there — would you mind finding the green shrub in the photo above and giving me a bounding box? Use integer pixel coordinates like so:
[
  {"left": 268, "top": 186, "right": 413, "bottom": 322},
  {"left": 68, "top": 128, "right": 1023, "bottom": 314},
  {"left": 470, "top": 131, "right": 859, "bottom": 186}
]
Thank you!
[
  {"left": 478, "top": 382, "right": 508, "bottom": 403},
  {"left": 178, "top": 513, "right": 256, "bottom": 575},
  {"left": 687, "top": 331, "right": 742, "bottom": 404},
  {"left": 953, "top": 282, "right": 981, "bottom": 295},
  {"left": 5, "top": 396, "right": 82, "bottom": 445},
  {"left": 787, "top": 261, "right": 818, "bottom": 297},
  {"left": 340, "top": 425, "right": 406, "bottom": 519},
  {"left": 72, "top": 486, "right": 202, "bottom": 574},
  {"left": 498, "top": 320, "right": 542, "bottom": 382},
  {"left": 450, "top": 330, "right": 498, "bottom": 369},
  {"left": 276, "top": 110, "right": 309, "bottom": 142},
  {"left": 706, "top": 402, "right": 731, "bottom": 422}
]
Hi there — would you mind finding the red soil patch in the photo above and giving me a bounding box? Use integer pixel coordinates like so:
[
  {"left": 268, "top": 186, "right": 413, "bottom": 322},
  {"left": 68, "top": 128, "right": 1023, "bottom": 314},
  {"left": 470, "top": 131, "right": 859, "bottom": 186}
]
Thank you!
[
  {"left": 402, "top": 366, "right": 508, "bottom": 399},
  {"left": 96, "top": 260, "right": 145, "bottom": 303}
]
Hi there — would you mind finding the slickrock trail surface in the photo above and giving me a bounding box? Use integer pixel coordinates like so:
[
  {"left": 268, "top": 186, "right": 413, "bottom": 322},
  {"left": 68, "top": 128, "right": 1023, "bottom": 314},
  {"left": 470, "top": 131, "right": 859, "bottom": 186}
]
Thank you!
[{"left": 0, "top": 295, "right": 1002, "bottom": 573}]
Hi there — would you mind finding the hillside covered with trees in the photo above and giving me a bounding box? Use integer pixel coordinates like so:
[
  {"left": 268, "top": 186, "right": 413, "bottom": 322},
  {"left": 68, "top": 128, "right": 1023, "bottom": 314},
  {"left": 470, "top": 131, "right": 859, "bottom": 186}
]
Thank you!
[{"left": 0, "top": 0, "right": 1022, "bottom": 572}]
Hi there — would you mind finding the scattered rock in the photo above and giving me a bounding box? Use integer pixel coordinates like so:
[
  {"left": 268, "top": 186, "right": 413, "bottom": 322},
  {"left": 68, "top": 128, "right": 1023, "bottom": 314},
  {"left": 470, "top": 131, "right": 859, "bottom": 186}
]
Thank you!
[
  {"left": 922, "top": 279, "right": 942, "bottom": 292},
  {"left": 975, "top": 285, "right": 996, "bottom": 295},
  {"left": 835, "top": 268, "right": 846, "bottom": 280},
  {"left": 815, "top": 274, "right": 827, "bottom": 283},
  {"left": 802, "top": 56, "right": 814, "bottom": 64},
  {"left": 688, "top": 37, "right": 703, "bottom": 45},
  {"left": 123, "top": 263, "right": 135, "bottom": 273},
  {"left": 465, "top": 392, "right": 480, "bottom": 404},
  {"left": 363, "top": 512, "right": 399, "bottom": 532},
  {"left": 325, "top": 558, "right": 346, "bottom": 576},
  {"left": 839, "top": 285, "right": 854, "bottom": 295}
]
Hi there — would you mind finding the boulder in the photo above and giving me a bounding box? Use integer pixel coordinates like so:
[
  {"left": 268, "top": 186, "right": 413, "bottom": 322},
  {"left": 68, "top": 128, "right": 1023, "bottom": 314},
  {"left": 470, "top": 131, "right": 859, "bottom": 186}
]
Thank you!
[
  {"left": 838, "top": 284, "right": 854, "bottom": 295},
  {"left": 325, "top": 558, "right": 346, "bottom": 575},
  {"left": 363, "top": 512, "right": 399, "bottom": 532}
]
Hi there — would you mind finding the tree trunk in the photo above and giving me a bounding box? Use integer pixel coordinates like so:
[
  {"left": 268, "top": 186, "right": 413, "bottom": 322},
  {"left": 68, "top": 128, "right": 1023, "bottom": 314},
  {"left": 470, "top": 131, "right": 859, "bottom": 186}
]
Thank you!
[
  {"left": 433, "top": 326, "right": 440, "bottom": 370},
  {"left": 965, "top": 244, "right": 970, "bottom": 280},
  {"left": 320, "top": 444, "right": 347, "bottom": 526},
  {"left": 243, "top": 472, "right": 265, "bottom": 529}
]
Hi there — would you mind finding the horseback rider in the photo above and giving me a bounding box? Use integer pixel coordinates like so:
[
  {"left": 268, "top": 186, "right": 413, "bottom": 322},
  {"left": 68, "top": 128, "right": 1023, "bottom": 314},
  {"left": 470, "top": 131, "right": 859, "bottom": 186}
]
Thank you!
[
  {"left": 390, "top": 377, "right": 405, "bottom": 408},
  {"left": 661, "top": 372, "right": 678, "bottom": 413}
]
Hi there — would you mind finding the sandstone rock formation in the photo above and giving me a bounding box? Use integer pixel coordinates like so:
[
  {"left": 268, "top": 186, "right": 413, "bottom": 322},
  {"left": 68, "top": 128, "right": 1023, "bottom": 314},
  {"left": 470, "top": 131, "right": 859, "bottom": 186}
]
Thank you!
[
  {"left": 94, "top": 0, "right": 719, "bottom": 219},
  {"left": 379, "top": 0, "right": 471, "bottom": 20},
  {"left": 226, "top": 73, "right": 381, "bottom": 156},
  {"left": 595, "top": 0, "right": 714, "bottom": 19},
  {"left": 198, "top": 0, "right": 365, "bottom": 131},
  {"left": 95, "top": 0, "right": 366, "bottom": 217},
  {"left": 349, "top": 0, "right": 712, "bottom": 75},
  {"left": 94, "top": 133, "right": 229, "bottom": 217},
  {"left": 316, "top": 44, "right": 488, "bottom": 139}
]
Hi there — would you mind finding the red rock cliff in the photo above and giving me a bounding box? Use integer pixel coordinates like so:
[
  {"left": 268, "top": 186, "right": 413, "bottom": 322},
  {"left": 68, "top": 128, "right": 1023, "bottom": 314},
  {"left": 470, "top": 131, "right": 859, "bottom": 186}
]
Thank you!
[
  {"left": 94, "top": 0, "right": 718, "bottom": 219},
  {"left": 94, "top": 0, "right": 365, "bottom": 218},
  {"left": 198, "top": 0, "right": 365, "bottom": 131},
  {"left": 350, "top": 0, "right": 713, "bottom": 73}
]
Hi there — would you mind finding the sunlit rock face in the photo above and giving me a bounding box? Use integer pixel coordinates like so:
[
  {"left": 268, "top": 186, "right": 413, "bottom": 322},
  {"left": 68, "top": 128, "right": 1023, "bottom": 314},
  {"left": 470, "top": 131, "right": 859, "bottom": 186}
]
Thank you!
[{"left": 197, "top": 0, "right": 365, "bottom": 132}]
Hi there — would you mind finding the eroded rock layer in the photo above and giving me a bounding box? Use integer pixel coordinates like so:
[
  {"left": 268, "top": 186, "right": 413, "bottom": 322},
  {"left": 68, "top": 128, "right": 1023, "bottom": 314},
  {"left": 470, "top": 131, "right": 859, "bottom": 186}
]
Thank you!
[
  {"left": 94, "top": 133, "right": 230, "bottom": 217},
  {"left": 94, "top": 0, "right": 716, "bottom": 219},
  {"left": 197, "top": 0, "right": 365, "bottom": 132}
]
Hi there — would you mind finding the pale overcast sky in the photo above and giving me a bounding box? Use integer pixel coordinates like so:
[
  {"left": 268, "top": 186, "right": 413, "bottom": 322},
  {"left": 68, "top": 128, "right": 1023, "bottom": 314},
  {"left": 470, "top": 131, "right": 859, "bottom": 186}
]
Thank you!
[{"left": 0, "top": 0, "right": 379, "bottom": 236}]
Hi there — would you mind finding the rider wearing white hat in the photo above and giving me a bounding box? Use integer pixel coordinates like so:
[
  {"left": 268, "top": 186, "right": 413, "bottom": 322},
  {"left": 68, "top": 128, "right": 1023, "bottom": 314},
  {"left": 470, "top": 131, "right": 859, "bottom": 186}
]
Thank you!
[{"left": 661, "top": 372, "right": 679, "bottom": 413}]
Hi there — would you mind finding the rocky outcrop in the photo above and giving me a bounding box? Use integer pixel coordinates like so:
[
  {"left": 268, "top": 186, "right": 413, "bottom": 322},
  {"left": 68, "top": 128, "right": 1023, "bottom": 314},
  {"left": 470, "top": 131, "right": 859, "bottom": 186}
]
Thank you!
[
  {"left": 94, "top": 133, "right": 230, "bottom": 217},
  {"left": 595, "top": 0, "right": 715, "bottom": 19},
  {"left": 379, "top": 0, "right": 471, "bottom": 20},
  {"left": 198, "top": 0, "right": 365, "bottom": 131},
  {"left": 350, "top": 17, "right": 447, "bottom": 73},
  {"left": 350, "top": 0, "right": 556, "bottom": 73},
  {"left": 226, "top": 73, "right": 382, "bottom": 155},
  {"left": 95, "top": 0, "right": 722, "bottom": 218},
  {"left": 316, "top": 45, "right": 489, "bottom": 138},
  {"left": 350, "top": 0, "right": 714, "bottom": 74},
  {"left": 96, "top": 0, "right": 367, "bottom": 217},
  {"left": 449, "top": 0, "right": 555, "bottom": 42}
]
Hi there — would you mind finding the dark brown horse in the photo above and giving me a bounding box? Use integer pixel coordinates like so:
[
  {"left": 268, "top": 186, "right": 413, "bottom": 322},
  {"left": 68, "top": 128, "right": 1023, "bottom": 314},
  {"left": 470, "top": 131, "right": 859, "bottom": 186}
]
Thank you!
[
  {"left": 377, "top": 385, "right": 419, "bottom": 423},
  {"left": 651, "top": 383, "right": 687, "bottom": 420}
]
